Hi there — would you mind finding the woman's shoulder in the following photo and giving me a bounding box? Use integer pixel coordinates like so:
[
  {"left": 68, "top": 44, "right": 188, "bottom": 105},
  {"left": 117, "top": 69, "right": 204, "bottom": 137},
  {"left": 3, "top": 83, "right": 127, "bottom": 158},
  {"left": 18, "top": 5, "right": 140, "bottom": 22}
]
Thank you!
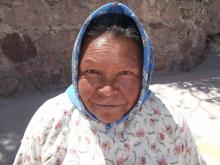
[
  {"left": 142, "top": 92, "right": 185, "bottom": 127},
  {"left": 14, "top": 92, "right": 75, "bottom": 164},
  {"left": 22, "top": 92, "right": 74, "bottom": 142},
  {"left": 41, "top": 92, "right": 74, "bottom": 112},
  {"left": 32, "top": 92, "right": 73, "bottom": 122}
]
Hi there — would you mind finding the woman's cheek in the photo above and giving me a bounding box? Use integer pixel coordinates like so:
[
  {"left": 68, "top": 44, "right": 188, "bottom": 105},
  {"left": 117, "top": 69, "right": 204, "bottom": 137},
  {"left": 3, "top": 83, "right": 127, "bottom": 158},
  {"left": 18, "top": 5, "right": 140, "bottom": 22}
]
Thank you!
[
  {"left": 119, "top": 80, "right": 141, "bottom": 103},
  {"left": 119, "top": 77, "right": 141, "bottom": 93},
  {"left": 78, "top": 78, "right": 95, "bottom": 100}
]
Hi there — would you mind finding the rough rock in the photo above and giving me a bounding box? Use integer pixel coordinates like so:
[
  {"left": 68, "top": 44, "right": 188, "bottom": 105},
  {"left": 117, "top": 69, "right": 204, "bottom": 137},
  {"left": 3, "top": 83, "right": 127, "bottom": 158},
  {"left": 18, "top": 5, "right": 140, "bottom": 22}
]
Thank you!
[
  {"left": 1, "top": 32, "right": 37, "bottom": 63},
  {"left": 0, "top": 68, "right": 19, "bottom": 96},
  {"left": 0, "top": 0, "right": 219, "bottom": 96}
]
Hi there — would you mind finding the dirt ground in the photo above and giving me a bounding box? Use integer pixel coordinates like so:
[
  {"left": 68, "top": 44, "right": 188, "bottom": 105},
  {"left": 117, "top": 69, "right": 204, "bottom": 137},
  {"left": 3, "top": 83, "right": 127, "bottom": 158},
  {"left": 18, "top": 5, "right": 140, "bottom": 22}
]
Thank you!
[{"left": 0, "top": 44, "right": 219, "bottom": 164}]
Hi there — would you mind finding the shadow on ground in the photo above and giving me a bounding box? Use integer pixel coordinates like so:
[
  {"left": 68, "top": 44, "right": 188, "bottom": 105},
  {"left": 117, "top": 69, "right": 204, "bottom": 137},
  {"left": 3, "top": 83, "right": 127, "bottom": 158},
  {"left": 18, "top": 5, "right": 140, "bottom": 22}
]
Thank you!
[{"left": 152, "top": 48, "right": 220, "bottom": 106}]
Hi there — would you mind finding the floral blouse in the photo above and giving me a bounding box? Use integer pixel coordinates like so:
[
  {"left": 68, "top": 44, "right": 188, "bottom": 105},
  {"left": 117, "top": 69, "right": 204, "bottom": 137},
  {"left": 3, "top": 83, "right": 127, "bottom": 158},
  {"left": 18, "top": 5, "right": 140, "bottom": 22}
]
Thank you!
[{"left": 13, "top": 92, "right": 205, "bottom": 165}]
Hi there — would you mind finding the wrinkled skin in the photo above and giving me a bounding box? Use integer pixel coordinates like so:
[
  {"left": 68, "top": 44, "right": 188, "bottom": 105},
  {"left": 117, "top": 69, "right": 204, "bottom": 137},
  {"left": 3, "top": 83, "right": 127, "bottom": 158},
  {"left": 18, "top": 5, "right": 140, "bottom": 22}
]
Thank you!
[{"left": 78, "top": 33, "right": 142, "bottom": 123}]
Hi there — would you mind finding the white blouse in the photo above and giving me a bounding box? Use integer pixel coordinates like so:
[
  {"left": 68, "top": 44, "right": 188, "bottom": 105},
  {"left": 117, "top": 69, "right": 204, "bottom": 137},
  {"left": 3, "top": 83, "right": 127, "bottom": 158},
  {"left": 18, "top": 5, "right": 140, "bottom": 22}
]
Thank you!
[{"left": 14, "top": 92, "right": 205, "bottom": 165}]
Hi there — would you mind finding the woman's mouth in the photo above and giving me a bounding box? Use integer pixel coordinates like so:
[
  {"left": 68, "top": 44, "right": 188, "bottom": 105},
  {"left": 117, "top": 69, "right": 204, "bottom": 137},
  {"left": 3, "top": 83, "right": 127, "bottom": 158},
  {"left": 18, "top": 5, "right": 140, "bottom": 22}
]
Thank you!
[
  {"left": 97, "top": 104, "right": 120, "bottom": 107},
  {"left": 90, "top": 100, "right": 124, "bottom": 110}
]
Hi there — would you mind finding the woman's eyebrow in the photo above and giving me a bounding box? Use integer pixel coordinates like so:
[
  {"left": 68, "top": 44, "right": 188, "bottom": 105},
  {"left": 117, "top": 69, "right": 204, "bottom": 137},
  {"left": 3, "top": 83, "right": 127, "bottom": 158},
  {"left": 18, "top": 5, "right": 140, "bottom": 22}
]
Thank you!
[{"left": 81, "top": 58, "right": 99, "bottom": 65}]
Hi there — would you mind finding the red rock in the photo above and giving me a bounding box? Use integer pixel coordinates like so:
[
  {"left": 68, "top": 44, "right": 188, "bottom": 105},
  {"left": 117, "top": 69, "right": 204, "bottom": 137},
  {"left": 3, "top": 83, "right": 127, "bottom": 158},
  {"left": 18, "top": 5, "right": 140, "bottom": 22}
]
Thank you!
[{"left": 1, "top": 33, "right": 37, "bottom": 63}]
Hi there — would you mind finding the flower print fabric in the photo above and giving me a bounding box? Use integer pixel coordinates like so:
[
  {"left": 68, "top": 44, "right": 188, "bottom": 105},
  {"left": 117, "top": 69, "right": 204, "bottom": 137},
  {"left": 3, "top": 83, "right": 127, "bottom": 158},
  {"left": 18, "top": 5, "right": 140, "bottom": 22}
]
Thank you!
[
  {"left": 13, "top": 2, "right": 206, "bottom": 165},
  {"left": 13, "top": 92, "right": 205, "bottom": 165}
]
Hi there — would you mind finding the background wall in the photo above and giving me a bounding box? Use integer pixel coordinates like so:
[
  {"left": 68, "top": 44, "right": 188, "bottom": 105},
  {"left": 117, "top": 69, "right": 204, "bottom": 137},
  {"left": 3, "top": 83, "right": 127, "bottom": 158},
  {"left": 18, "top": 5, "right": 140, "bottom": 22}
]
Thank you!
[{"left": 0, "top": 0, "right": 220, "bottom": 96}]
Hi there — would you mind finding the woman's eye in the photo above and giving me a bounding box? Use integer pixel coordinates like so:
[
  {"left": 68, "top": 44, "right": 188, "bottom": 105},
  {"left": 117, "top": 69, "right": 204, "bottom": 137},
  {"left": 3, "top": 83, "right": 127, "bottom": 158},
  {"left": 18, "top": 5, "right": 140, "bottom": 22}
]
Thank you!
[
  {"left": 85, "top": 69, "right": 100, "bottom": 74},
  {"left": 118, "top": 71, "right": 133, "bottom": 76}
]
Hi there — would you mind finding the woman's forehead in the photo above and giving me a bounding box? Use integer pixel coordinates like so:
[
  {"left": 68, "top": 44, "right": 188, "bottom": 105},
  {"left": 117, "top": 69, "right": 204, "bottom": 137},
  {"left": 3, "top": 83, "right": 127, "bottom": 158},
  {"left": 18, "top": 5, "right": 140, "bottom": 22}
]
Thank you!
[
  {"left": 80, "top": 33, "right": 142, "bottom": 64},
  {"left": 81, "top": 56, "right": 140, "bottom": 70}
]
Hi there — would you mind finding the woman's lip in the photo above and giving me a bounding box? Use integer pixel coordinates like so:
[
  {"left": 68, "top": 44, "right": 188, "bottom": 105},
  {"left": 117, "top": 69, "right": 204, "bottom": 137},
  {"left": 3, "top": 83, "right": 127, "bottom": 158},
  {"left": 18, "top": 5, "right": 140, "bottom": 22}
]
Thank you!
[
  {"left": 94, "top": 103, "right": 122, "bottom": 107},
  {"left": 90, "top": 100, "right": 124, "bottom": 107},
  {"left": 96, "top": 104, "right": 120, "bottom": 107},
  {"left": 94, "top": 104, "right": 122, "bottom": 111},
  {"left": 89, "top": 100, "right": 124, "bottom": 107}
]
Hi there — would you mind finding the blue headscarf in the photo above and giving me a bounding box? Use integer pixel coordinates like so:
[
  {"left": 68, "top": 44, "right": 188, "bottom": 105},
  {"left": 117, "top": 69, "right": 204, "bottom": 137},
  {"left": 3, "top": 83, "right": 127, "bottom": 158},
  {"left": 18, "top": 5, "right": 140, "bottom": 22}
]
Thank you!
[{"left": 66, "top": 2, "right": 154, "bottom": 127}]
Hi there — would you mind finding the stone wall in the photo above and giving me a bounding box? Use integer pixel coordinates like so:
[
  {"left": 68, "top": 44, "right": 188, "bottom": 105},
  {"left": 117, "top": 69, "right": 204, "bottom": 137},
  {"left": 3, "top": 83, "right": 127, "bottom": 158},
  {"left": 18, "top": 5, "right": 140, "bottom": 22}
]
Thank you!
[{"left": 0, "top": 0, "right": 220, "bottom": 96}]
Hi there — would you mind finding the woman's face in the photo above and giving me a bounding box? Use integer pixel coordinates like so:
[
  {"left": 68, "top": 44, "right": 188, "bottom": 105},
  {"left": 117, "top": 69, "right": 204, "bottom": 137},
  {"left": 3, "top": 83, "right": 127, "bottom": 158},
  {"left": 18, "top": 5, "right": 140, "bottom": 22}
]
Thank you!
[{"left": 78, "top": 33, "right": 142, "bottom": 123}]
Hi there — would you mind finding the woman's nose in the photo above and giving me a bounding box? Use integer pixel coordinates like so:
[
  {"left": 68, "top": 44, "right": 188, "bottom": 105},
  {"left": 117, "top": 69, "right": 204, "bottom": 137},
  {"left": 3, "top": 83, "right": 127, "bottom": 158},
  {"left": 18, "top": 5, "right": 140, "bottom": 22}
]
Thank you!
[{"left": 98, "top": 85, "right": 116, "bottom": 97}]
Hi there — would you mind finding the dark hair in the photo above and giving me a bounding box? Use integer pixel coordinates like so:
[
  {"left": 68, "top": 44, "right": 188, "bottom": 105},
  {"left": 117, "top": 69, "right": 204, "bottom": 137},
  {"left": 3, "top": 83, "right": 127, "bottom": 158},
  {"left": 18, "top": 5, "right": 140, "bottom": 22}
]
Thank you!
[
  {"left": 84, "top": 13, "right": 142, "bottom": 48},
  {"left": 81, "top": 13, "right": 143, "bottom": 64}
]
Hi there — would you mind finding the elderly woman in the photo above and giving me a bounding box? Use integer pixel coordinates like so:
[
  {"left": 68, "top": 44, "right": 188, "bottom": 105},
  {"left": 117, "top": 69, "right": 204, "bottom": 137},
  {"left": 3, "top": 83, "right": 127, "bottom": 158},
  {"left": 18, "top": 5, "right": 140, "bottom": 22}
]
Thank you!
[{"left": 14, "top": 2, "right": 205, "bottom": 165}]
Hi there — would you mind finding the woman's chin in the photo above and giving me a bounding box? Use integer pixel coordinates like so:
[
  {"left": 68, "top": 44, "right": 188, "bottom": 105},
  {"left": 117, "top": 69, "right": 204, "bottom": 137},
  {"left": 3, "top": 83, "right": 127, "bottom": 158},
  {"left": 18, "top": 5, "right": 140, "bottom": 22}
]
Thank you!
[
  {"left": 91, "top": 107, "right": 130, "bottom": 124},
  {"left": 98, "top": 117, "right": 118, "bottom": 124},
  {"left": 95, "top": 114, "right": 123, "bottom": 124}
]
